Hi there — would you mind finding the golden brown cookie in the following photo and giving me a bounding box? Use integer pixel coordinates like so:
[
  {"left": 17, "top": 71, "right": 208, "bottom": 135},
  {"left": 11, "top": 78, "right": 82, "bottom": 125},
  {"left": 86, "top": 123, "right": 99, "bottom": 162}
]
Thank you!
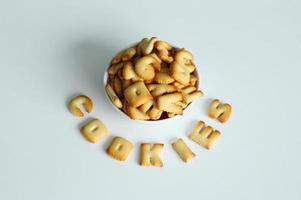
[
  {"left": 106, "top": 137, "right": 133, "bottom": 161},
  {"left": 175, "top": 101, "right": 188, "bottom": 109},
  {"left": 111, "top": 50, "right": 124, "bottom": 64},
  {"left": 208, "top": 99, "right": 232, "bottom": 123},
  {"left": 157, "top": 92, "right": 183, "bottom": 114},
  {"left": 113, "top": 76, "right": 123, "bottom": 98},
  {"left": 154, "top": 72, "right": 175, "bottom": 84},
  {"left": 121, "top": 47, "right": 136, "bottom": 61},
  {"left": 137, "top": 37, "right": 158, "bottom": 56},
  {"left": 135, "top": 55, "right": 160, "bottom": 80},
  {"left": 149, "top": 53, "right": 162, "bottom": 71},
  {"left": 170, "top": 61, "right": 191, "bottom": 85},
  {"left": 188, "top": 121, "right": 221, "bottom": 149},
  {"left": 68, "top": 95, "right": 93, "bottom": 117},
  {"left": 108, "top": 62, "right": 124, "bottom": 75},
  {"left": 105, "top": 84, "right": 123, "bottom": 108},
  {"left": 174, "top": 48, "right": 195, "bottom": 73},
  {"left": 172, "top": 138, "right": 195, "bottom": 163},
  {"left": 81, "top": 119, "right": 108, "bottom": 143},
  {"left": 122, "top": 61, "right": 141, "bottom": 82},
  {"left": 147, "top": 106, "right": 163, "bottom": 120},
  {"left": 138, "top": 100, "right": 163, "bottom": 120},
  {"left": 147, "top": 84, "right": 177, "bottom": 97},
  {"left": 140, "top": 143, "right": 164, "bottom": 167},
  {"left": 124, "top": 81, "right": 153, "bottom": 107},
  {"left": 181, "top": 86, "right": 203, "bottom": 104},
  {"left": 155, "top": 41, "right": 174, "bottom": 63},
  {"left": 138, "top": 100, "right": 154, "bottom": 113},
  {"left": 127, "top": 106, "right": 150, "bottom": 120},
  {"left": 172, "top": 81, "right": 186, "bottom": 91},
  {"left": 111, "top": 48, "right": 136, "bottom": 64}
]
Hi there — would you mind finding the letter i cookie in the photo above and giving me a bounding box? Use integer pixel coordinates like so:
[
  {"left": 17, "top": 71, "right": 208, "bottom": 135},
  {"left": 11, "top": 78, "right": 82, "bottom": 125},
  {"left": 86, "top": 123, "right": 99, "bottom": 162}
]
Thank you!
[{"left": 172, "top": 138, "right": 195, "bottom": 163}]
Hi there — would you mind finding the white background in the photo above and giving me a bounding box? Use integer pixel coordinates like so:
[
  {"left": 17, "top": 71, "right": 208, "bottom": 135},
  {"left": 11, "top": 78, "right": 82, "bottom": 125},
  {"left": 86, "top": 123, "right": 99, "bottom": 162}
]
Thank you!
[{"left": 0, "top": 0, "right": 300, "bottom": 199}]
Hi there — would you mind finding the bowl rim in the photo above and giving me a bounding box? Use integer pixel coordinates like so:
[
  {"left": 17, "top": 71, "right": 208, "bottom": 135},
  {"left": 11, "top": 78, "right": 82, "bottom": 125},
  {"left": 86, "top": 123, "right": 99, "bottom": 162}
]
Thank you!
[{"left": 103, "top": 43, "right": 200, "bottom": 123}]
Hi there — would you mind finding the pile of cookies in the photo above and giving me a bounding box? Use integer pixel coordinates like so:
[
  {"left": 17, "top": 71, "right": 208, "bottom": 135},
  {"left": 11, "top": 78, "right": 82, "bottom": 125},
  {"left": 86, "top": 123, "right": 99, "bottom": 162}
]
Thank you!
[
  {"left": 67, "top": 37, "right": 233, "bottom": 167},
  {"left": 105, "top": 37, "right": 203, "bottom": 120}
]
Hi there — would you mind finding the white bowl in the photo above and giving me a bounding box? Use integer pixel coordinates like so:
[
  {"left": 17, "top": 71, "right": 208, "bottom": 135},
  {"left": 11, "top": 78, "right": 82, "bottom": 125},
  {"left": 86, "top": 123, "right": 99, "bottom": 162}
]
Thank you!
[{"left": 103, "top": 44, "right": 200, "bottom": 123}]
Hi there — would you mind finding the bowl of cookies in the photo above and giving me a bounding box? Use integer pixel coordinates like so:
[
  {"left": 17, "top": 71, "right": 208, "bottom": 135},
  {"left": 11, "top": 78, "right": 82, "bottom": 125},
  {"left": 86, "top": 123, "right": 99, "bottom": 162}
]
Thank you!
[{"left": 104, "top": 37, "right": 203, "bottom": 121}]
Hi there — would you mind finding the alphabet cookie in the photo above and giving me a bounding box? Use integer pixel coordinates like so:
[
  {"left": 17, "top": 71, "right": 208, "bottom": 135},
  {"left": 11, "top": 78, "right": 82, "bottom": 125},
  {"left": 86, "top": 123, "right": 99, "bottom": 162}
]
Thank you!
[
  {"left": 172, "top": 138, "right": 195, "bottom": 163},
  {"left": 107, "top": 137, "right": 133, "bottom": 161},
  {"left": 181, "top": 86, "right": 203, "bottom": 104},
  {"left": 111, "top": 48, "right": 136, "bottom": 64},
  {"left": 170, "top": 61, "right": 191, "bottom": 85},
  {"left": 135, "top": 55, "right": 160, "bottom": 80},
  {"left": 68, "top": 95, "right": 93, "bottom": 117},
  {"left": 154, "top": 72, "right": 174, "bottom": 84},
  {"left": 140, "top": 143, "right": 164, "bottom": 167},
  {"left": 138, "top": 100, "right": 163, "bottom": 120},
  {"left": 155, "top": 41, "right": 174, "bottom": 63},
  {"left": 208, "top": 99, "right": 232, "bottom": 123},
  {"left": 81, "top": 119, "right": 108, "bottom": 143},
  {"left": 188, "top": 121, "right": 220, "bottom": 149},
  {"left": 174, "top": 48, "right": 195, "bottom": 73},
  {"left": 124, "top": 81, "right": 153, "bottom": 107},
  {"left": 106, "top": 84, "right": 123, "bottom": 108},
  {"left": 137, "top": 37, "right": 158, "bottom": 56},
  {"left": 127, "top": 106, "right": 150, "bottom": 120},
  {"left": 122, "top": 61, "right": 141, "bottom": 82},
  {"left": 147, "top": 84, "right": 177, "bottom": 97},
  {"left": 157, "top": 92, "right": 183, "bottom": 114}
]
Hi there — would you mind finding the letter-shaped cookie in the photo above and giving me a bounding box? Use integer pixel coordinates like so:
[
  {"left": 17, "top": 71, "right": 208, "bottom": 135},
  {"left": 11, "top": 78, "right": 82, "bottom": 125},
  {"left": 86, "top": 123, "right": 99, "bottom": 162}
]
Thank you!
[
  {"left": 208, "top": 99, "right": 232, "bottom": 123},
  {"left": 172, "top": 138, "right": 195, "bottom": 163},
  {"left": 135, "top": 55, "right": 160, "bottom": 80},
  {"left": 81, "top": 119, "right": 108, "bottom": 143},
  {"left": 106, "top": 137, "right": 133, "bottom": 161},
  {"left": 138, "top": 100, "right": 163, "bottom": 120},
  {"left": 140, "top": 143, "right": 164, "bottom": 167},
  {"left": 127, "top": 106, "right": 150, "bottom": 120},
  {"left": 111, "top": 50, "right": 124, "bottom": 64},
  {"left": 68, "top": 95, "right": 93, "bottom": 117},
  {"left": 122, "top": 61, "right": 141, "bottom": 82},
  {"left": 137, "top": 37, "right": 158, "bottom": 56},
  {"left": 121, "top": 47, "right": 136, "bottom": 61},
  {"left": 170, "top": 61, "right": 191, "bottom": 85},
  {"left": 111, "top": 48, "right": 136, "bottom": 64},
  {"left": 172, "top": 81, "right": 186, "bottom": 90},
  {"left": 113, "top": 76, "right": 123, "bottom": 98},
  {"left": 149, "top": 53, "right": 162, "bottom": 68},
  {"left": 170, "top": 49, "right": 196, "bottom": 85},
  {"left": 174, "top": 48, "right": 195, "bottom": 73},
  {"left": 157, "top": 92, "right": 183, "bottom": 114},
  {"left": 124, "top": 81, "right": 153, "bottom": 107},
  {"left": 155, "top": 41, "right": 174, "bottom": 63},
  {"left": 108, "top": 62, "right": 124, "bottom": 75},
  {"left": 181, "top": 86, "right": 203, "bottom": 104},
  {"left": 154, "top": 72, "right": 174, "bottom": 84},
  {"left": 105, "top": 84, "right": 123, "bottom": 108},
  {"left": 147, "top": 84, "right": 177, "bottom": 97},
  {"left": 188, "top": 121, "right": 220, "bottom": 149}
]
